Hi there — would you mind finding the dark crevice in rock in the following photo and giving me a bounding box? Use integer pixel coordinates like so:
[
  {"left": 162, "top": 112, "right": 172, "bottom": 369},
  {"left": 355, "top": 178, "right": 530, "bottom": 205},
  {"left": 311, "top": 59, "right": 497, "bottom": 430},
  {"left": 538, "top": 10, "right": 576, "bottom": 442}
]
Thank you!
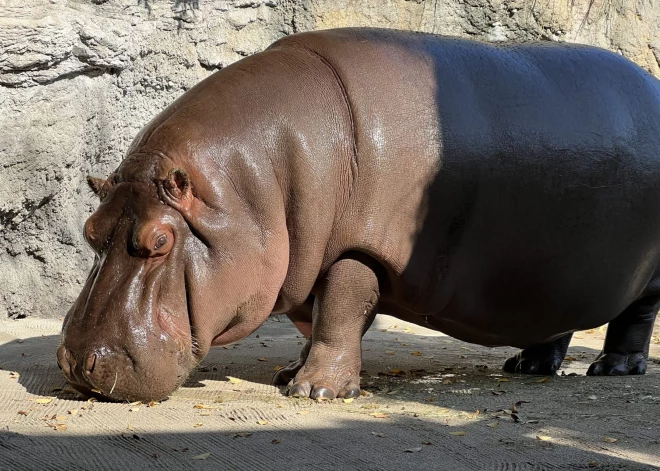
[{"left": 0, "top": 67, "right": 120, "bottom": 89}]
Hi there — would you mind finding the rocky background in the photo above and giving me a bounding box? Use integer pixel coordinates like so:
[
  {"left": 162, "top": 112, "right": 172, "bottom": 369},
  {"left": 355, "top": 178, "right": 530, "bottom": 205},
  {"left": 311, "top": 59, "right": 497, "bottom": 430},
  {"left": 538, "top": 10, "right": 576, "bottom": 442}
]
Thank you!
[{"left": 1, "top": 0, "right": 659, "bottom": 319}]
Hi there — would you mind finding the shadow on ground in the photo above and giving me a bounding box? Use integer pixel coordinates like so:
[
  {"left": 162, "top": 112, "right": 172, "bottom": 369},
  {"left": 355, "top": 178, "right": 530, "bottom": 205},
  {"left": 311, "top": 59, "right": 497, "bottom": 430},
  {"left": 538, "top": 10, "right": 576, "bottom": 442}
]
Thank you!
[{"left": 1, "top": 316, "right": 659, "bottom": 470}]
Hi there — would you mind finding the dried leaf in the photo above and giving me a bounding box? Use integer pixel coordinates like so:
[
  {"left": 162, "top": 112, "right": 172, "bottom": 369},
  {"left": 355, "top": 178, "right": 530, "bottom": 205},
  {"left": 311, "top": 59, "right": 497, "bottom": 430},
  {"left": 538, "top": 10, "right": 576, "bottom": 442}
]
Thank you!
[
  {"left": 491, "top": 390, "right": 505, "bottom": 396},
  {"left": 232, "top": 433, "right": 252, "bottom": 438},
  {"left": 343, "top": 398, "right": 354, "bottom": 404},
  {"left": 34, "top": 398, "right": 54, "bottom": 405},
  {"left": 370, "top": 412, "right": 389, "bottom": 419},
  {"left": 536, "top": 435, "right": 552, "bottom": 441},
  {"left": 564, "top": 356, "right": 578, "bottom": 361},
  {"left": 9, "top": 371, "right": 19, "bottom": 379},
  {"left": 192, "top": 452, "right": 210, "bottom": 460},
  {"left": 129, "top": 408, "right": 140, "bottom": 412},
  {"left": 271, "top": 439, "right": 281, "bottom": 444},
  {"left": 87, "top": 398, "right": 97, "bottom": 403},
  {"left": 55, "top": 416, "right": 67, "bottom": 421},
  {"left": 257, "top": 358, "right": 268, "bottom": 362},
  {"left": 403, "top": 327, "right": 414, "bottom": 333},
  {"left": 273, "top": 365, "right": 284, "bottom": 372},
  {"left": 127, "top": 424, "right": 134, "bottom": 431},
  {"left": 128, "top": 401, "right": 141, "bottom": 406},
  {"left": 425, "top": 396, "right": 437, "bottom": 402},
  {"left": 68, "top": 409, "right": 78, "bottom": 415},
  {"left": 193, "top": 404, "right": 215, "bottom": 409},
  {"left": 226, "top": 376, "right": 243, "bottom": 384},
  {"left": 385, "top": 351, "right": 395, "bottom": 355},
  {"left": 410, "top": 351, "right": 423, "bottom": 356},
  {"left": 193, "top": 423, "right": 203, "bottom": 428},
  {"left": 487, "top": 422, "right": 498, "bottom": 428},
  {"left": 588, "top": 461, "right": 599, "bottom": 468},
  {"left": 535, "top": 377, "right": 551, "bottom": 383},
  {"left": 449, "top": 431, "right": 467, "bottom": 436},
  {"left": 17, "top": 410, "right": 28, "bottom": 416},
  {"left": 497, "top": 378, "right": 510, "bottom": 383},
  {"left": 371, "top": 432, "right": 388, "bottom": 438},
  {"left": 588, "top": 395, "right": 598, "bottom": 400},
  {"left": 55, "top": 424, "right": 67, "bottom": 432},
  {"left": 298, "top": 410, "right": 310, "bottom": 415},
  {"left": 405, "top": 447, "right": 423, "bottom": 453},
  {"left": 148, "top": 401, "right": 160, "bottom": 408},
  {"left": 604, "top": 436, "right": 618, "bottom": 443},
  {"left": 199, "top": 412, "right": 211, "bottom": 416},
  {"left": 257, "top": 420, "right": 268, "bottom": 425}
]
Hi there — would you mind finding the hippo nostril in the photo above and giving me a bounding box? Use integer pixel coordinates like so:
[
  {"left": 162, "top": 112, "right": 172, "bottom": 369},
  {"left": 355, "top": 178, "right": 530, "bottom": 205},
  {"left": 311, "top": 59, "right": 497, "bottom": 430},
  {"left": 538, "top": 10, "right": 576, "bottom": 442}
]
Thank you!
[{"left": 84, "top": 353, "right": 97, "bottom": 376}]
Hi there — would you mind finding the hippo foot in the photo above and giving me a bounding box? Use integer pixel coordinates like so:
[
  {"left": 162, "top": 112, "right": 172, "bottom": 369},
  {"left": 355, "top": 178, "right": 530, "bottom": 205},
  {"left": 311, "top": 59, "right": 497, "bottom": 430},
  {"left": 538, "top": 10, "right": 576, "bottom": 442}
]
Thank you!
[
  {"left": 587, "top": 352, "right": 647, "bottom": 376},
  {"left": 279, "top": 343, "right": 361, "bottom": 400},
  {"left": 287, "top": 370, "right": 361, "bottom": 401},
  {"left": 502, "top": 352, "right": 562, "bottom": 375}
]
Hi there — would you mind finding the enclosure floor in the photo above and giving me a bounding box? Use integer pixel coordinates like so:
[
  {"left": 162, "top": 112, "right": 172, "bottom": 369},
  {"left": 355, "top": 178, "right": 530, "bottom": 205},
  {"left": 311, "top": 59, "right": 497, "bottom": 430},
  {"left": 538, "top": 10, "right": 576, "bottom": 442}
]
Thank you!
[{"left": 1, "top": 315, "right": 659, "bottom": 471}]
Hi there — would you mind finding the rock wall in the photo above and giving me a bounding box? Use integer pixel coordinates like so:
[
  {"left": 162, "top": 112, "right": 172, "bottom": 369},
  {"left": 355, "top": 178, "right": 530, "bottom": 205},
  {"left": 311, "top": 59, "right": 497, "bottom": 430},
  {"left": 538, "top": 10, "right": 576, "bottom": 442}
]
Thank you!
[{"left": 1, "top": 0, "right": 659, "bottom": 318}]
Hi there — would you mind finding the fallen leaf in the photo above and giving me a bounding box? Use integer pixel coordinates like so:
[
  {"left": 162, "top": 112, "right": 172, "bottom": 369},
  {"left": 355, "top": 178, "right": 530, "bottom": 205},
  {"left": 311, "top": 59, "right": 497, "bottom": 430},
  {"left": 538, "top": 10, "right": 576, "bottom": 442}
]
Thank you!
[
  {"left": 17, "top": 410, "right": 28, "bottom": 416},
  {"left": 232, "top": 433, "right": 252, "bottom": 438},
  {"left": 405, "top": 447, "right": 423, "bottom": 453},
  {"left": 604, "top": 436, "right": 618, "bottom": 443},
  {"left": 68, "top": 409, "right": 78, "bottom": 415},
  {"left": 87, "top": 398, "right": 97, "bottom": 404},
  {"left": 55, "top": 416, "right": 67, "bottom": 421},
  {"left": 257, "top": 420, "right": 268, "bottom": 425},
  {"left": 273, "top": 365, "right": 285, "bottom": 372},
  {"left": 193, "top": 404, "right": 215, "bottom": 410},
  {"left": 343, "top": 398, "right": 354, "bottom": 404},
  {"left": 128, "top": 401, "right": 141, "bottom": 406},
  {"left": 191, "top": 452, "right": 210, "bottom": 460},
  {"left": 148, "top": 401, "right": 160, "bottom": 407},
  {"left": 564, "top": 356, "right": 578, "bottom": 361},
  {"left": 442, "top": 379, "right": 453, "bottom": 385},
  {"left": 226, "top": 376, "right": 243, "bottom": 384},
  {"left": 536, "top": 435, "right": 552, "bottom": 441},
  {"left": 199, "top": 412, "right": 211, "bottom": 417},
  {"left": 34, "top": 398, "right": 54, "bottom": 405},
  {"left": 271, "top": 439, "right": 281, "bottom": 444},
  {"left": 410, "top": 351, "right": 423, "bottom": 356},
  {"left": 372, "top": 432, "right": 388, "bottom": 438},
  {"left": 370, "top": 412, "right": 389, "bottom": 419},
  {"left": 385, "top": 351, "right": 395, "bottom": 355},
  {"left": 425, "top": 396, "right": 437, "bottom": 402},
  {"left": 257, "top": 358, "right": 268, "bottom": 362},
  {"left": 588, "top": 461, "right": 599, "bottom": 468},
  {"left": 487, "top": 422, "right": 498, "bottom": 428},
  {"left": 9, "top": 371, "right": 19, "bottom": 379},
  {"left": 497, "top": 378, "right": 510, "bottom": 383},
  {"left": 491, "top": 390, "right": 505, "bottom": 396},
  {"left": 450, "top": 431, "right": 467, "bottom": 436},
  {"left": 400, "top": 343, "right": 409, "bottom": 346},
  {"left": 129, "top": 408, "right": 140, "bottom": 412},
  {"left": 193, "top": 423, "right": 203, "bottom": 428},
  {"left": 535, "top": 377, "right": 551, "bottom": 383},
  {"left": 55, "top": 424, "right": 67, "bottom": 432},
  {"left": 588, "top": 395, "right": 598, "bottom": 400},
  {"left": 298, "top": 410, "right": 310, "bottom": 415},
  {"left": 127, "top": 424, "right": 134, "bottom": 431},
  {"left": 403, "top": 327, "right": 414, "bottom": 333}
]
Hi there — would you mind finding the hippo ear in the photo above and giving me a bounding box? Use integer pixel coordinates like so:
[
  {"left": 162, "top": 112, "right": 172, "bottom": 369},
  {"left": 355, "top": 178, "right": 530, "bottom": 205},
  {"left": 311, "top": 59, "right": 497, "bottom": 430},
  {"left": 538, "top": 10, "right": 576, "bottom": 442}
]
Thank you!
[
  {"left": 87, "top": 176, "right": 105, "bottom": 196},
  {"left": 87, "top": 176, "right": 109, "bottom": 200},
  {"left": 162, "top": 168, "right": 191, "bottom": 200}
]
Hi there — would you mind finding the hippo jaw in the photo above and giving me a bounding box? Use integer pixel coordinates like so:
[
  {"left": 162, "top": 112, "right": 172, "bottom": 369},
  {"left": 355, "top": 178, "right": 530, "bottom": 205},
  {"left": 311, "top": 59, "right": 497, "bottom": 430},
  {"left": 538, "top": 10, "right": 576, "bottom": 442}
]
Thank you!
[{"left": 58, "top": 181, "right": 199, "bottom": 402}]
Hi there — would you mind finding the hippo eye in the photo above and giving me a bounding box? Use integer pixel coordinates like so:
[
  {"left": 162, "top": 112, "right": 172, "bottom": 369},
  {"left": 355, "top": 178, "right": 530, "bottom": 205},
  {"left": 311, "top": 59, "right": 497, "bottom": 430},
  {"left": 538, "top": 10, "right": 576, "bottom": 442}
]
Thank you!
[{"left": 154, "top": 235, "right": 168, "bottom": 250}]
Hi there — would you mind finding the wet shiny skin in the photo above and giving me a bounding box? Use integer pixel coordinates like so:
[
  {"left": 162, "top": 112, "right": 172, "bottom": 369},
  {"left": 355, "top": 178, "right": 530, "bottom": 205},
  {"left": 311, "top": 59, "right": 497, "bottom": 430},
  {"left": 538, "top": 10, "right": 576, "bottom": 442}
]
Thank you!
[{"left": 62, "top": 28, "right": 660, "bottom": 401}]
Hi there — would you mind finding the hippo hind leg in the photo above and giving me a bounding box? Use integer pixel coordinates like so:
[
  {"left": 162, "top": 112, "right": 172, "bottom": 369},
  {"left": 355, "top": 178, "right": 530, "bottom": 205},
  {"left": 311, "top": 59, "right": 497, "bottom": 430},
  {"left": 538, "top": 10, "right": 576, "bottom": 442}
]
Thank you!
[
  {"left": 503, "top": 334, "right": 572, "bottom": 375},
  {"left": 587, "top": 295, "right": 659, "bottom": 376}
]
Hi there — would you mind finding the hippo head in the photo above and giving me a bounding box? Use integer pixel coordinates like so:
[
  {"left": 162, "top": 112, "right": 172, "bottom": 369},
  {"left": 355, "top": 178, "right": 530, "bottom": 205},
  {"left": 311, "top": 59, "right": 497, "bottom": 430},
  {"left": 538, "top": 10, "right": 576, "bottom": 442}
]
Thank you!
[{"left": 58, "top": 165, "right": 288, "bottom": 402}]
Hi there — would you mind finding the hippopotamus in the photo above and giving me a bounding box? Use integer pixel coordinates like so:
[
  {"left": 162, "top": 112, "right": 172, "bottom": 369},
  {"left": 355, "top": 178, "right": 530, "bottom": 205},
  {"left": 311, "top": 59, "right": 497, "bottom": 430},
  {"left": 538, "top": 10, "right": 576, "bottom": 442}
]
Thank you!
[{"left": 57, "top": 28, "right": 660, "bottom": 402}]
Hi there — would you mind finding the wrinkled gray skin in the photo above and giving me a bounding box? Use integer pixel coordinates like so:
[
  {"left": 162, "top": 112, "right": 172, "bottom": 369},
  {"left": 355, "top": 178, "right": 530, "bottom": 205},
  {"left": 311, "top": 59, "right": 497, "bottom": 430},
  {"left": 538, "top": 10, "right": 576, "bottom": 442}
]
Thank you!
[{"left": 58, "top": 28, "right": 660, "bottom": 402}]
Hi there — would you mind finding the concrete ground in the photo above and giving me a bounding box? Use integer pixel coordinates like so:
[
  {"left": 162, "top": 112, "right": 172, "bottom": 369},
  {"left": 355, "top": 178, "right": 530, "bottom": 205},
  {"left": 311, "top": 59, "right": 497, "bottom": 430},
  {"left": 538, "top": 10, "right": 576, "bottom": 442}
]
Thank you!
[{"left": 1, "top": 315, "right": 659, "bottom": 471}]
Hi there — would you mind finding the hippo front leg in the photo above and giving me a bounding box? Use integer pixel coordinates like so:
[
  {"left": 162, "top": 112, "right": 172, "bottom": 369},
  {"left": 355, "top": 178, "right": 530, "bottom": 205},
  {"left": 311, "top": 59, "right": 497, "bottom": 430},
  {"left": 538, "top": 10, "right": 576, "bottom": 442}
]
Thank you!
[{"left": 281, "top": 256, "right": 380, "bottom": 400}]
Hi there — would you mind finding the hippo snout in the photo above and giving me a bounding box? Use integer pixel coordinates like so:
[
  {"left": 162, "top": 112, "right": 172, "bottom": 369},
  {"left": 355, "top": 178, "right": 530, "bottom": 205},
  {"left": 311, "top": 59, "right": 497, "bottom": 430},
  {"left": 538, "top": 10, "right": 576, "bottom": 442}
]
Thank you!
[{"left": 57, "top": 345, "right": 123, "bottom": 398}]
